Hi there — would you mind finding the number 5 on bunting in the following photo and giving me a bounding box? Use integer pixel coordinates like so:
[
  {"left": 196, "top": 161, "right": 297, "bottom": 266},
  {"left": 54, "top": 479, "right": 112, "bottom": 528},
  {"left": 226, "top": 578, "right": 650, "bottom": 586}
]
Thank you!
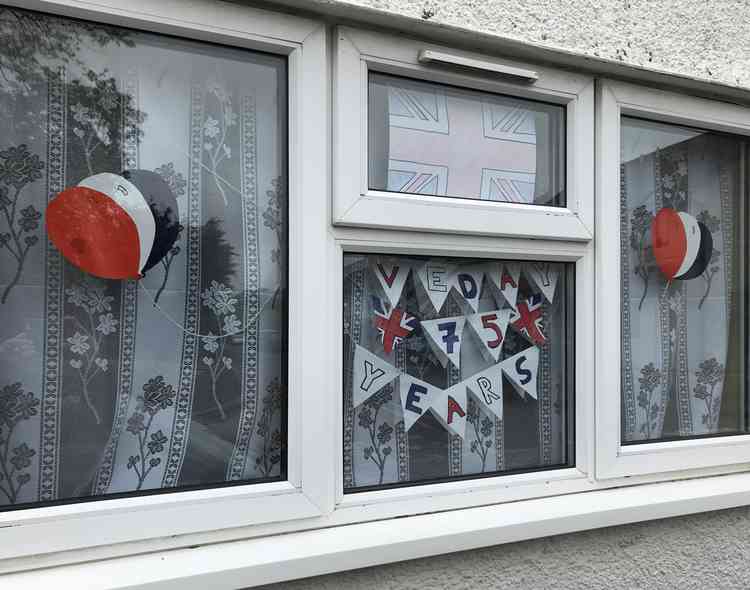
[{"left": 466, "top": 309, "right": 511, "bottom": 363}]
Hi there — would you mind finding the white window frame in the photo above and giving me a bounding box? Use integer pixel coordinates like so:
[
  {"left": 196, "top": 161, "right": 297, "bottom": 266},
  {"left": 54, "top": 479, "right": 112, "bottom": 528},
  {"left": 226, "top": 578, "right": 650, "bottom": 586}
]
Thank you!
[
  {"left": 4, "top": 5, "right": 750, "bottom": 588},
  {"left": 596, "top": 79, "right": 750, "bottom": 478},
  {"left": 0, "top": 0, "right": 334, "bottom": 560},
  {"left": 333, "top": 26, "right": 595, "bottom": 242}
]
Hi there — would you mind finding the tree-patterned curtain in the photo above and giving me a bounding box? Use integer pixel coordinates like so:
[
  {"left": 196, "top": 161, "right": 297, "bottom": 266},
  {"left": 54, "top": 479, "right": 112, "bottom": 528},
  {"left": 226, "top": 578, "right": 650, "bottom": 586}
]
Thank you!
[
  {"left": 621, "top": 119, "right": 745, "bottom": 442},
  {"left": 0, "top": 7, "right": 287, "bottom": 507}
]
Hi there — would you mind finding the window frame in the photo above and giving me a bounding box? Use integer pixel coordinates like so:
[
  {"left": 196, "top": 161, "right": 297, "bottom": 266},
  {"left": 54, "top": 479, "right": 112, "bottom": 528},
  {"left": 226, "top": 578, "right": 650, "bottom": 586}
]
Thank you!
[
  {"left": 596, "top": 78, "right": 750, "bottom": 478},
  {"left": 0, "top": 0, "right": 334, "bottom": 560},
  {"left": 333, "top": 26, "right": 595, "bottom": 242}
]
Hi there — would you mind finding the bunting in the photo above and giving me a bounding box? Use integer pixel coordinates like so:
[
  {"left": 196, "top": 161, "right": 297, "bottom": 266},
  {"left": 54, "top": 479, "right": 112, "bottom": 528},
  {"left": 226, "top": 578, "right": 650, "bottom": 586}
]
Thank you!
[
  {"left": 352, "top": 345, "right": 401, "bottom": 407},
  {"left": 415, "top": 260, "right": 455, "bottom": 313},
  {"left": 372, "top": 256, "right": 410, "bottom": 307},
  {"left": 420, "top": 315, "right": 466, "bottom": 369},
  {"left": 465, "top": 309, "right": 511, "bottom": 363}
]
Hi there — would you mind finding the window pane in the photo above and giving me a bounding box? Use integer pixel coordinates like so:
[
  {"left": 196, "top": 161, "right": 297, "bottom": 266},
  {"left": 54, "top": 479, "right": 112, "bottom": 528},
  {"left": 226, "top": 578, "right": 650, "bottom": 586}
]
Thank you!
[
  {"left": 0, "top": 8, "right": 287, "bottom": 508},
  {"left": 368, "top": 73, "right": 566, "bottom": 206},
  {"left": 620, "top": 116, "right": 747, "bottom": 443},
  {"left": 343, "top": 253, "right": 573, "bottom": 491}
]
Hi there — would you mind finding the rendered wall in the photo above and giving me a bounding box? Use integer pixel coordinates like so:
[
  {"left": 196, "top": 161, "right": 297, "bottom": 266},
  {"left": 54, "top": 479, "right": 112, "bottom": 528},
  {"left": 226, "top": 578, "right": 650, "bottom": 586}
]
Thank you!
[
  {"left": 259, "top": 507, "right": 750, "bottom": 589},
  {"left": 258, "top": 1, "right": 748, "bottom": 587}
]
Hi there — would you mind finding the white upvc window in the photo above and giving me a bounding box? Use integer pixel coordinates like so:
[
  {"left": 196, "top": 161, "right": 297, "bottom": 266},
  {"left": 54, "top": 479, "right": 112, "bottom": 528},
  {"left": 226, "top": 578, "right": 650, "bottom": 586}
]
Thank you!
[
  {"left": 333, "top": 26, "right": 595, "bottom": 241},
  {"left": 0, "top": 0, "right": 334, "bottom": 562},
  {"left": 2, "top": 4, "right": 750, "bottom": 589},
  {"left": 596, "top": 79, "right": 750, "bottom": 478},
  {"left": 331, "top": 26, "right": 597, "bottom": 519}
]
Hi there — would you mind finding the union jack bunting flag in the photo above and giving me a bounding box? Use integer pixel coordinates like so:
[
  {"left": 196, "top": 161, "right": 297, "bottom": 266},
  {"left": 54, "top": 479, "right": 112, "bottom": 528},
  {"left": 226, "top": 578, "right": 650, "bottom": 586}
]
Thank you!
[
  {"left": 372, "top": 296, "right": 418, "bottom": 354},
  {"left": 509, "top": 293, "right": 546, "bottom": 346}
]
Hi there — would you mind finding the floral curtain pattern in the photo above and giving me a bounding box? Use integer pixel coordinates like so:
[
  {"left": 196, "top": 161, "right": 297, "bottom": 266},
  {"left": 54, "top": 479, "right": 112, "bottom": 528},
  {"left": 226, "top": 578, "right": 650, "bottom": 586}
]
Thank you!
[
  {"left": 343, "top": 254, "right": 571, "bottom": 491},
  {"left": 0, "top": 8, "right": 286, "bottom": 507},
  {"left": 620, "top": 118, "right": 745, "bottom": 441}
]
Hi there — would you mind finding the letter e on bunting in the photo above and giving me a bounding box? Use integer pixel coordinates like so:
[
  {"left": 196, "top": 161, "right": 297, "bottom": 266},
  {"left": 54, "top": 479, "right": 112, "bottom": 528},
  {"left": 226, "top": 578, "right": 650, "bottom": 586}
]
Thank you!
[
  {"left": 466, "top": 309, "right": 511, "bottom": 363},
  {"left": 420, "top": 316, "right": 466, "bottom": 369},
  {"left": 399, "top": 374, "right": 441, "bottom": 431},
  {"left": 372, "top": 256, "right": 410, "bottom": 307},
  {"left": 500, "top": 346, "right": 539, "bottom": 400},
  {"left": 415, "top": 261, "right": 454, "bottom": 313},
  {"left": 372, "top": 296, "right": 418, "bottom": 354},
  {"left": 352, "top": 344, "right": 400, "bottom": 406}
]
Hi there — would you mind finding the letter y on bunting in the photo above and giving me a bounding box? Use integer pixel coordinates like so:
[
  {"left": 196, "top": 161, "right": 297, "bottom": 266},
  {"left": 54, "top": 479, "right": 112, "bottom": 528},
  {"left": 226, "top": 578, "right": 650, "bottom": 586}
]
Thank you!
[{"left": 352, "top": 344, "right": 400, "bottom": 406}]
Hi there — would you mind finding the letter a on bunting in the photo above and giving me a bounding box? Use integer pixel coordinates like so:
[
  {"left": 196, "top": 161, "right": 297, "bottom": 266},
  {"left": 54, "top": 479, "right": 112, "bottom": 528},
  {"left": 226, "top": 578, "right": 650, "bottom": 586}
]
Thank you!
[
  {"left": 431, "top": 384, "right": 468, "bottom": 438},
  {"left": 372, "top": 257, "right": 410, "bottom": 308},
  {"left": 500, "top": 346, "right": 539, "bottom": 400},
  {"left": 352, "top": 344, "right": 400, "bottom": 406},
  {"left": 490, "top": 262, "right": 521, "bottom": 311},
  {"left": 420, "top": 316, "right": 466, "bottom": 368}
]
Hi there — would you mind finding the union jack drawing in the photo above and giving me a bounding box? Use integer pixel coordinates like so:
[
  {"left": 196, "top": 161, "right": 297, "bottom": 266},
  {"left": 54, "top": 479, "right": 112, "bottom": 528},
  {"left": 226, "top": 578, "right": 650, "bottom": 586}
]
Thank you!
[
  {"left": 372, "top": 296, "right": 418, "bottom": 354},
  {"left": 509, "top": 293, "right": 546, "bottom": 346}
]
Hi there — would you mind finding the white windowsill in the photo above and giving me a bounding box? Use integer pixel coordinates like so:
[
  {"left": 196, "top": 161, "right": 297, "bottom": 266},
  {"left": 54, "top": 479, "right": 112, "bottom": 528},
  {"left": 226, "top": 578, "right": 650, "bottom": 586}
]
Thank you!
[{"left": 4, "top": 471, "right": 750, "bottom": 589}]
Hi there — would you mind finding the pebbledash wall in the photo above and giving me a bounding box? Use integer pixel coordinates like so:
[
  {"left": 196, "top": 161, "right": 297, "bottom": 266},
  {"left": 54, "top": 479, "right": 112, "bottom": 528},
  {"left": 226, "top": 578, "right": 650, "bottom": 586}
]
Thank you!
[{"left": 253, "top": 0, "right": 750, "bottom": 588}]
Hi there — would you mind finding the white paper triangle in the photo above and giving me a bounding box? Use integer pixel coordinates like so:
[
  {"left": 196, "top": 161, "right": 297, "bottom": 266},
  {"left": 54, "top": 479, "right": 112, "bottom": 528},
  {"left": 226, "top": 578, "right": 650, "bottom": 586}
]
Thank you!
[
  {"left": 465, "top": 363, "right": 504, "bottom": 420},
  {"left": 500, "top": 346, "right": 539, "bottom": 400},
  {"left": 399, "top": 374, "right": 441, "bottom": 431},
  {"left": 525, "top": 262, "right": 559, "bottom": 303},
  {"left": 509, "top": 295, "right": 546, "bottom": 346},
  {"left": 499, "top": 262, "right": 521, "bottom": 310},
  {"left": 430, "top": 384, "right": 468, "bottom": 439},
  {"left": 466, "top": 309, "right": 511, "bottom": 363},
  {"left": 415, "top": 261, "right": 454, "bottom": 313},
  {"left": 450, "top": 266, "right": 485, "bottom": 312},
  {"left": 420, "top": 315, "right": 466, "bottom": 369},
  {"left": 371, "top": 257, "right": 411, "bottom": 308},
  {"left": 352, "top": 345, "right": 400, "bottom": 406}
]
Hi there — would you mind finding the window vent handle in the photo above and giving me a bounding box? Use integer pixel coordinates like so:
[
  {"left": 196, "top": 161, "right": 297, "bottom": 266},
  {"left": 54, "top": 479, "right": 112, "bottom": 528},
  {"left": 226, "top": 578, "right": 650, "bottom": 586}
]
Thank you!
[{"left": 417, "top": 49, "right": 538, "bottom": 83}]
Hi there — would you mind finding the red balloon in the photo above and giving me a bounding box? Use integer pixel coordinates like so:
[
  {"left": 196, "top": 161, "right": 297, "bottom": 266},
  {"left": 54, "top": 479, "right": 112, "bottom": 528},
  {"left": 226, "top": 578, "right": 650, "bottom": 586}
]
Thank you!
[
  {"left": 46, "top": 186, "right": 141, "bottom": 279},
  {"left": 651, "top": 208, "right": 686, "bottom": 281}
]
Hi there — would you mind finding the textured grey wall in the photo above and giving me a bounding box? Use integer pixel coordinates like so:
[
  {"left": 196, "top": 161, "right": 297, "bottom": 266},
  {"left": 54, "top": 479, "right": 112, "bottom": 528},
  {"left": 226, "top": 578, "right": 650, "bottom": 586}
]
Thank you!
[
  {"left": 281, "top": 0, "right": 750, "bottom": 89},
  {"left": 256, "top": 1, "right": 748, "bottom": 588},
  {"left": 259, "top": 507, "right": 750, "bottom": 589}
]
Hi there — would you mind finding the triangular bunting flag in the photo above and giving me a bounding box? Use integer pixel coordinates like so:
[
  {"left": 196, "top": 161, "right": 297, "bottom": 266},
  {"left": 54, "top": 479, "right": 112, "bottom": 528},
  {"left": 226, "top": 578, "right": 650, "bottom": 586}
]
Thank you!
[
  {"left": 525, "top": 262, "right": 559, "bottom": 303},
  {"left": 415, "top": 260, "right": 454, "bottom": 313},
  {"left": 420, "top": 315, "right": 466, "bottom": 369},
  {"left": 399, "top": 374, "right": 441, "bottom": 431},
  {"left": 465, "top": 363, "right": 504, "bottom": 420},
  {"left": 372, "top": 296, "right": 419, "bottom": 354},
  {"left": 465, "top": 309, "right": 511, "bottom": 363},
  {"left": 430, "top": 384, "right": 468, "bottom": 439},
  {"left": 509, "top": 294, "right": 546, "bottom": 346},
  {"left": 500, "top": 346, "right": 539, "bottom": 400},
  {"left": 493, "top": 262, "right": 520, "bottom": 311},
  {"left": 352, "top": 344, "right": 400, "bottom": 407},
  {"left": 372, "top": 257, "right": 411, "bottom": 308},
  {"left": 450, "top": 266, "right": 485, "bottom": 312}
]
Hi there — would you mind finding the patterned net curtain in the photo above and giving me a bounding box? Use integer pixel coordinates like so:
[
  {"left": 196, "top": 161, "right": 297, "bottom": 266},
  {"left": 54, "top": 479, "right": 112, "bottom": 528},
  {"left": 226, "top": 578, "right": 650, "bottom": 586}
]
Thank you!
[
  {"left": 620, "top": 120, "right": 745, "bottom": 442},
  {"left": 0, "top": 8, "right": 287, "bottom": 507}
]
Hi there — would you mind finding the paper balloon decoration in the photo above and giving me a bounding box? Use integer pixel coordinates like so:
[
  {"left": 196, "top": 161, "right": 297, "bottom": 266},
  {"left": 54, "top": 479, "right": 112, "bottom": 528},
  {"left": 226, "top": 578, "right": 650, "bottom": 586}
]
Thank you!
[
  {"left": 652, "top": 208, "right": 713, "bottom": 281},
  {"left": 46, "top": 171, "right": 180, "bottom": 279}
]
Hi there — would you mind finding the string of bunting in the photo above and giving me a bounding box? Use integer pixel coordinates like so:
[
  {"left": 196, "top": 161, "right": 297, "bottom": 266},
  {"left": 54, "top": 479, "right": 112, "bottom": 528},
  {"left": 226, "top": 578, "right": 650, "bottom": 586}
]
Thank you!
[{"left": 353, "top": 343, "right": 539, "bottom": 440}]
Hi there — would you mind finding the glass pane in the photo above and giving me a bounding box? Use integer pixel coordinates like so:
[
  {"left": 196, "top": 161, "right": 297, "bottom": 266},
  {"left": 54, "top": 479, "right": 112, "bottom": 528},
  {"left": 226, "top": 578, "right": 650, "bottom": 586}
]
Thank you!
[
  {"left": 343, "top": 253, "right": 574, "bottom": 491},
  {"left": 620, "top": 116, "right": 748, "bottom": 443},
  {"left": 0, "top": 8, "right": 287, "bottom": 508},
  {"left": 368, "top": 73, "right": 566, "bottom": 206}
]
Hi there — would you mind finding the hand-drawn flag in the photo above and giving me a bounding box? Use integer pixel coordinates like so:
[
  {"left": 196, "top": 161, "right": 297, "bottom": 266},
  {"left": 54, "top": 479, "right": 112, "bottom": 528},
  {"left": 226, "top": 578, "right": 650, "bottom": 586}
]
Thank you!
[
  {"left": 509, "top": 293, "right": 546, "bottom": 346},
  {"left": 372, "top": 296, "right": 418, "bottom": 354}
]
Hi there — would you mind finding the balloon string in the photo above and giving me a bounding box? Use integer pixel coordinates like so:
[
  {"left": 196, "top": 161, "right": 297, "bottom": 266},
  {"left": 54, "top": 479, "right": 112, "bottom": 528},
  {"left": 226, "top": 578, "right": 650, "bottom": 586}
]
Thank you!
[{"left": 138, "top": 281, "right": 276, "bottom": 340}]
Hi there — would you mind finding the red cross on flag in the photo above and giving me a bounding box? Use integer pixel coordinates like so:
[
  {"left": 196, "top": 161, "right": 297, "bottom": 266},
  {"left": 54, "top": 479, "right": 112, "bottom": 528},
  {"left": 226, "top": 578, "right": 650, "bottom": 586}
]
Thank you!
[
  {"left": 509, "top": 294, "right": 546, "bottom": 346},
  {"left": 372, "top": 296, "right": 418, "bottom": 354}
]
